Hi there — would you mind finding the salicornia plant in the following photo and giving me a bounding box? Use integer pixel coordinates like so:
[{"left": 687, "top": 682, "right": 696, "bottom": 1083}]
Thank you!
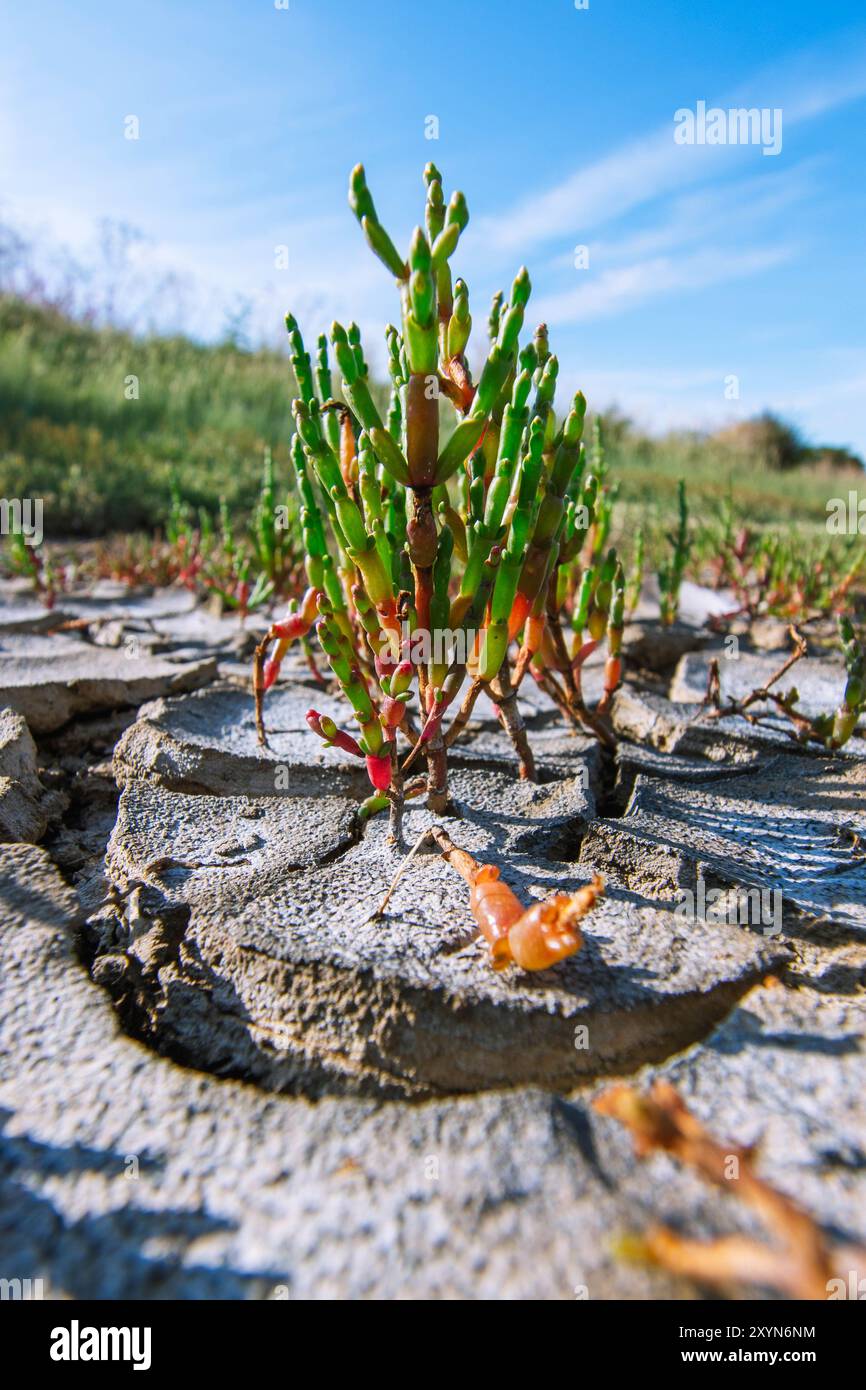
[
  {"left": 626, "top": 524, "right": 644, "bottom": 617},
  {"left": 253, "top": 164, "right": 626, "bottom": 833},
  {"left": 705, "top": 617, "right": 866, "bottom": 750},
  {"left": 658, "top": 478, "right": 690, "bottom": 625},
  {"left": 161, "top": 454, "right": 304, "bottom": 618},
  {"left": 828, "top": 615, "right": 866, "bottom": 745}
]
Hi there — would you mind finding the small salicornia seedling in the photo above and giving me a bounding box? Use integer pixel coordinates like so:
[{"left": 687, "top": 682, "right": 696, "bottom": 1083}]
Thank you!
[
  {"left": 2, "top": 529, "right": 63, "bottom": 609},
  {"left": 657, "top": 478, "right": 690, "bottom": 626},
  {"left": 700, "top": 521, "right": 865, "bottom": 622},
  {"left": 164, "top": 457, "right": 304, "bottom": 619},
  {"left": 705, "top": 617, "right": 866, "bottom": 750},
  {"left": 625, "top": 524, "right": 644, "bottom": 617}
]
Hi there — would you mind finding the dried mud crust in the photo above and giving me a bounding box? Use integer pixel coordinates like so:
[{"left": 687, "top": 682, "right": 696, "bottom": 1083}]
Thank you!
[
  {"left": 80, "top": 684, "right": 790, "bottom": 1099},
  {"left": 3, "top": 587, "right": 865, "bottom": 1295}
]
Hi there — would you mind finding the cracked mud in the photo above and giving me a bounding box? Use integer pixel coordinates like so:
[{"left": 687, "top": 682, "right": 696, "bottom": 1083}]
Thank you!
[{"left": 1, "top": 585, "right": 864, "bottom": 1297}]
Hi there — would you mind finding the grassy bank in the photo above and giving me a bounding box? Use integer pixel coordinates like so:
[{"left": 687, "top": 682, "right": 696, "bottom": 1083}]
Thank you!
[{"left": 0, "top": 295, "right": 301, "bottom": 533}]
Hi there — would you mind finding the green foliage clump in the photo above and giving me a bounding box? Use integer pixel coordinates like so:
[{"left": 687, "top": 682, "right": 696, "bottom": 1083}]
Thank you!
[{"left": 0, "top": 295, "right": 312, "bottom": 534}]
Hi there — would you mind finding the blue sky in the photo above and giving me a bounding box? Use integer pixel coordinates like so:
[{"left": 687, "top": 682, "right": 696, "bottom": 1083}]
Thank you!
[{"left": 2, "top": 0, "right": 865, "bottom": 453}]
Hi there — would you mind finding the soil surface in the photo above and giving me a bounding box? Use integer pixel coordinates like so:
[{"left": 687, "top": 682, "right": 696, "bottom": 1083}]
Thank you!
[{"left": 1, "top": 577, "right": 864, "bottom": 1298}]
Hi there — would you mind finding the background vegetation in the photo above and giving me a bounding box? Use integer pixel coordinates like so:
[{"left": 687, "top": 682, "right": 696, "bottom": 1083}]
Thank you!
[
  {"left": 2, "top": 292, "right": 861, "bottom": 543},
  {"left": 0, "top": 188, "right": 862, "bottom": 601}
]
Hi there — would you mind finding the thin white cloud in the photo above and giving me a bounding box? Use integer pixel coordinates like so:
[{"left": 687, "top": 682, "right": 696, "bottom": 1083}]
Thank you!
[
  {"left": 579, "top": 160, "right": 820, "bottom": 267},
  {"left": 532, "top": 244, "right": 797, "bottom": 325},
  {"left": 477, "top": 36, "right": 866, "bottom": 256}
]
